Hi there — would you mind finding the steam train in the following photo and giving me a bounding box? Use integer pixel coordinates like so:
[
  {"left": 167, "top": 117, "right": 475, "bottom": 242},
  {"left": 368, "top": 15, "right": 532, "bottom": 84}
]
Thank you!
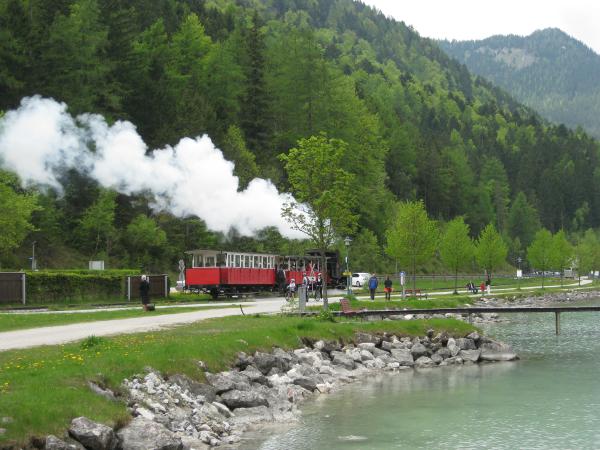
[{"left": 184, "top": 249, "right": 341, "bottom": 298}]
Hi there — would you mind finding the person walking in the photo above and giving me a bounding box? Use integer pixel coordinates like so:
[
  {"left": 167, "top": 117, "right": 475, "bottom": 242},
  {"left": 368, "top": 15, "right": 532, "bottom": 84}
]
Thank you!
[
  {"left": 140, "top": 275, "right": 151, "bottom": 311},
  {"left": 480, "top": 281, "right": 486, "bottom": 296},
  {"left": 368, "top": 274, "right": 378, "bottom": 301},
  {"left": 384, "top": 276, "right": 393, "bottom": 301},
  {"left": 287, "top": 278, "right": 297, "bottom": 301}
]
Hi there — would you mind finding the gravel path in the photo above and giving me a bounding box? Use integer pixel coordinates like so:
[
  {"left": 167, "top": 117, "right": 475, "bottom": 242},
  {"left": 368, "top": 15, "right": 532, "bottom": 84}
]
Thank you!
[{"left": 0, "top": 299, "right": 286, "bottom": 352}]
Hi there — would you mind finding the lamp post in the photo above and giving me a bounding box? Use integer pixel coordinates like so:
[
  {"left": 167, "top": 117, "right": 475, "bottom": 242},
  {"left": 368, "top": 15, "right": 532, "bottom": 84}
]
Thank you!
[
  {"left": 31, "top": 241, "right": 37, "bottom": 271},
  {"left": 344, "top": 236, "right": 352, "bottom": 296},
  {"left": 517, "top": 256, "right": 522, "bottom": 290}
]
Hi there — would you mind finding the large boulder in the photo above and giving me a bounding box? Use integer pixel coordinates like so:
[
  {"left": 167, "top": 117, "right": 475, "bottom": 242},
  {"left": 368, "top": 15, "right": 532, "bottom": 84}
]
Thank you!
[
  {"left": 253, "top": 352, "right": 292, "bottom": 375},
  {"left": 68, "top": 417, "right": 117, "bottom": 450},
  {"left": 220, "top": 390, "right": 269, "bottom": 410},
  {"left": 459, "top": 349, "right": 481, "bottom": 363},
  {"left": 389, "top": 349, "right": 414, "bottom": 366},
  {"left": 330, "top": 352, "right": 356, "bottom": 370},
  {"left": 45, "top": 435, "right": 84, "bottom": 450},
  {"left": 455, "top": 338, "right": 476, "bottom": 350},
  {"left": 410, "top": 343, "right": 429, "bottom": 358},
  {"left": 293, "top": 377, "right": 318, "bottom": 392},
  {"left": 117, "top": 417, "right": 182, "bottom": 450},
  {"left": 168, "top": 375, "right": 217, "bottom": 402},
  {"left": 205, "top": 372, "right": 250, "bottom": 394},
  {"left": 414, "top": 356, "right": 435, "bottom": 368},
  {"left": 240, "top": 365, "right": 270, "bottom": 385},
  {"left": 313, "top": 340, "right": 342, "bottom": 354}
]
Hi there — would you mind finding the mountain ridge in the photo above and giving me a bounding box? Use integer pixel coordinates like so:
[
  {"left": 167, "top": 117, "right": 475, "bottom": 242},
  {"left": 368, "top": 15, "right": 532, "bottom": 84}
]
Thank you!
[{"left": 440, "top": 28, "right": 600, "bottom": 138}]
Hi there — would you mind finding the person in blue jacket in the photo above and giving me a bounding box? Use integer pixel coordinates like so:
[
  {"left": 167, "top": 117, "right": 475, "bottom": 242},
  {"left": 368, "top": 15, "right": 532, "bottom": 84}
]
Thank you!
[{"left": 368, "top": 274, "right": 378, "bottom": 300}]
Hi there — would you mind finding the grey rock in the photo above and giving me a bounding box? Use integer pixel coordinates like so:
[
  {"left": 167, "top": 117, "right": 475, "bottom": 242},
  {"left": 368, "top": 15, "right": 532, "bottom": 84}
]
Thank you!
[
  {"left": 434, "top": 347, "right": 451, "bottom": 359},
  {"left": 410, "top": 343, "right": 429, "bottom": 358},
  {"left": 444, "top": 356, "right": 464, "bottom": 365},
  {"left": 414, "top": 356, "right": 435, "bottom": 368},
  {"left": 354, "top": 332, "right": 380, "bottom": 345},
  {"left": 459, "top": 349, "right": 481, "bottom": 362},
  {"left": 480, "top": 351, "right": 519, "bottom": 361},
  {"left": 205, "top": 372, "right": 249, "bottom": 394},
  {"left": 211, "top": 401, "right": 232, "bottom": 418},
  {"left": 430, "top": 353, "right": 443, "bottom": 365},
  {"left": 240, "top": 365, "right": 270, "bottom": 385},
  {"left": 88, "top": 382, "right": 117, "bottom": 402},
  {"left": 371, "top": 347, "right": 390, "bottom": 357},
  {"left": 68, "top": 417, "right": 116, "bottom": 450},
  {"left": 220, "top": 390, "right": 268, "bottom": 409},
  {"left": 230, "top": 406, "right": 274, "bottom": 425},
  {"left": 456, "top": 338, "right": 476, "bottom": 350},
  {"left": 381, "top": 340, "right": 394, "bottom": 351},
  {"left": 293, "top": 376, "right": 318, "bottom": 392},
  {"left": 331, "top": 353, "right": 356, "bottom": 370},
  {"left": 467, "top": 332, "right": 481, "bottom": 343},
  {"left": 234, "top": 352, "right": 253, "bottom": 370},
  {"left": 253, "top": 351, "right": 292, "bottom": 375},
  {"left": 179, "top": 435, "right": 210, "bottom": 450},
  {"left": 389, "top": 349, "right": 414, "bottom": 366},
  {"left": 117, "top": 417, "right": 182, "bottom": 450},
  {"left": 357, "top": 342, "right": 376, "bottom": 352},
  {"left": 45, "top": 435, "right": 85, "bottom": 450},
  {"left": 169, "top": 374, "right": 217, "bottom": 402}
]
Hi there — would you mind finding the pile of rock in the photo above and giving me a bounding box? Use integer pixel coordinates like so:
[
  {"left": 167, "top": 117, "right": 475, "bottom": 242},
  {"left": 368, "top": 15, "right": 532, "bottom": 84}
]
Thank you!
[
  {"left": 387, "top": 311, "right": 502, "bottom": 324},
  {"left": 43, "top": 331, "right": 517, "bottom": 450},
  {"left": 478, "top": 288, "right": 598, "bottom": 307}
]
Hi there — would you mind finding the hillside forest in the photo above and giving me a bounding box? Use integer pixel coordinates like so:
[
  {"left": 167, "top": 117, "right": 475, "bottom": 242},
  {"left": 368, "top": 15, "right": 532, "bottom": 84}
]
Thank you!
[
  {"left": 1, "top": 0, "right": 600, "bottom": 275},
  {"left": 440, "top": 28, "right": 600, "bottom": 140}
]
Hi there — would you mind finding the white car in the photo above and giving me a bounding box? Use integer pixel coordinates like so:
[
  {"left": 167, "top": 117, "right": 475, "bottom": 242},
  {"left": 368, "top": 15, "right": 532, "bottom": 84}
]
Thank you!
[{"left": 351, "top": 272, "right": 371, "bottom": 287}]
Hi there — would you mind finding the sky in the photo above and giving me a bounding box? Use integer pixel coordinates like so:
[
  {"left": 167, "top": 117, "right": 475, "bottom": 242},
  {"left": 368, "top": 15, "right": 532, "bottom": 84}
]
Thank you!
[{"left": 360, "top": 0, "right": 600, "bottom": 54}]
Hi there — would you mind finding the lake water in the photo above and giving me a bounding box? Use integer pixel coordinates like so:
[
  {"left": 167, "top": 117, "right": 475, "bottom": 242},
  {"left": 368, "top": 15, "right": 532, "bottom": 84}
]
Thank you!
[{"left": 250, "top": 301, "right": 600, "bottom": 449}]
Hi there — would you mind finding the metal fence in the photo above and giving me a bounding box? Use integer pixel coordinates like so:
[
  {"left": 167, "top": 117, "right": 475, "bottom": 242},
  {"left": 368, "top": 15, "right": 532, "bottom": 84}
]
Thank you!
[
  {"left": 0, "top": 272, "right": 26, "bottom": 305},
  {"left": 126, "top": 275, "right": 169, "bottom": 301}
]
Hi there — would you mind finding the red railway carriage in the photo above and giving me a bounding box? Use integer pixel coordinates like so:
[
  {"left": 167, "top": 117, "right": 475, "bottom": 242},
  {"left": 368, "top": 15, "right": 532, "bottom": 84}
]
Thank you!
[{"left": 184, "top": 249, "right": 326, "bottom": 298}]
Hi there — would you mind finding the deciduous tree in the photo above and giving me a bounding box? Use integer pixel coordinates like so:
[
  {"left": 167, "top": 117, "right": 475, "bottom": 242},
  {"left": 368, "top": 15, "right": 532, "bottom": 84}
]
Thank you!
[{"left": 439, "top": 217, "right": 475, "bottom": 294}]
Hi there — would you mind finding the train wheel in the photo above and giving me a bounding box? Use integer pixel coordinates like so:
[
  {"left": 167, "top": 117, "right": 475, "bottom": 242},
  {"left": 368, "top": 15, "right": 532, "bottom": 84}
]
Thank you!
[{"left": 210, "top": 288, "right": 219, "bottom": 300}]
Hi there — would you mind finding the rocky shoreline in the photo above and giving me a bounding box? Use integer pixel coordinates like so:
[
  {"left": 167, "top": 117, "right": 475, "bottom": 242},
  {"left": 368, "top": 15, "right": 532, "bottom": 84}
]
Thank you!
[
  {"left": 40, "top": 330, "right": 517, "bottom": 450},
  {"left": 477, "top": 288, "right": 599, "bottom": 307}
]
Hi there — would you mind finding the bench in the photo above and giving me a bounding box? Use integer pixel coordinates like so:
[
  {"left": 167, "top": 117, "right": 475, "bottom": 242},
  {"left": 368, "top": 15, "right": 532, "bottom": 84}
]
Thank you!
[
  {"left": 405, "top": 289, "right": 428, "bottom": 299},
  {"left": 339, "top": 298, "right": 366, "bottom": 318}
]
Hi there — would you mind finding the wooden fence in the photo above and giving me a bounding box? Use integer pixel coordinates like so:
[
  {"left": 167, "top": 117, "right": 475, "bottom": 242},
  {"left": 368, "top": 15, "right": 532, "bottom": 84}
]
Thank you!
[
  {"left": 126, "top": 275, "right": 169, "bottom": 301},
  {"left": 0, "top": 272, "right": 26, "bottom": 305}
]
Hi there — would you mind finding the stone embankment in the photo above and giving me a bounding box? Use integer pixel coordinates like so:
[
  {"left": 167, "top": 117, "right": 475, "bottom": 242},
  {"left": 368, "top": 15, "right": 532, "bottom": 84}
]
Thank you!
[
  {"left": 478, "top": 288, "right": 599, "bottom": 307},
  {"left": 42, "top": 331, "right": 517, "bottom": 450}
]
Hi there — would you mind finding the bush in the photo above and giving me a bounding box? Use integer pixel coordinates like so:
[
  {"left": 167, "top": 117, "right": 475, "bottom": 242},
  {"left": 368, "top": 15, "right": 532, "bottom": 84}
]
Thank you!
[{"left": 25, "top": 270, "right": 139, "bottom": 304}]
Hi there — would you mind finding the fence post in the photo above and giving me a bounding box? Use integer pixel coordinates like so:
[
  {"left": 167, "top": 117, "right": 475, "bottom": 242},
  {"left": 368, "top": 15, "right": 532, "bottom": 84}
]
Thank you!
[
  {"left": 22, "top": 273, "right": 26, "bottom": 305},
  {"left": 164, "top": 275, "right": 168, "bottom": 298},
  {"left": 127, "top": 276, "right": 131, "bottom": 301}
]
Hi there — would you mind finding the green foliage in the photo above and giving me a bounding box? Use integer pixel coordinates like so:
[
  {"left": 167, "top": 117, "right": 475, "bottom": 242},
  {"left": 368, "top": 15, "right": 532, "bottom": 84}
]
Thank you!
[
  {"left": 575, "top": 229, "right": 600, "bottom": 280},
  {"left": 386, "top": 200, "right": 438, "bottom": 290},
  {"left": 77, "top": 189, "right": 117, "bottom": 259},
  {"left": 80, "top": 335, "right": 106, "bottom": 349},
  {"left": 439, "top": 217, "right": 475, "bottom": 292},
  {"left": 550, "top": 230, "right": 573, "bottom": 285},
  {"left": 0, "top": 173, "right": 39, "bottom": 259},
  {"left": 25, "top": 270, "right": 133, "bottom": 303},
  {"left": 475, "top": 224, "right": 508, "bottom": 279},
  {"left": 125, "top": 214, "right": 167, "bottom": 270},
  {"left": 527, "top": 228, "right": 553, "bottom": 288}
]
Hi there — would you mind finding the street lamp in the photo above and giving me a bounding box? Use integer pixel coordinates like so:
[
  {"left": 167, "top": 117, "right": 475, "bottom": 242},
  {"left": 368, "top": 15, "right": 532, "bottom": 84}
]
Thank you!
[
  {"left": 517, "top": 256, "right": 522, "bottom": 290},
  {"left": 344, "top": 236, "right": 352, "bottom": 296},
  {"left": 31, "top": 241, "right": 37, "bottom": 271}
]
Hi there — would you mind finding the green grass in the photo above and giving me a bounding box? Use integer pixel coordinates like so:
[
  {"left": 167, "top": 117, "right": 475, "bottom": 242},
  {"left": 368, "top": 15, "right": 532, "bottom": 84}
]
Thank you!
[
  {"left": 0, "top": 315, "right": 476, "bottom": 446},
  {"left": 352, "top": 276, "right": 568, "bottom": 293},
  {"left": 0, "top": 305, "right": 237, "bottom": 333},
  {"left": 313, "top": 297, "right": 474, "bottom": 312}
]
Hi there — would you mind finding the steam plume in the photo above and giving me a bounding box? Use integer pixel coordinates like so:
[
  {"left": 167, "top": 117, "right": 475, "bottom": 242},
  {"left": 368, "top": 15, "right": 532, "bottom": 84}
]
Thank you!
[{"left": 0, "top": 96, "right": 302, "bottom": 238}]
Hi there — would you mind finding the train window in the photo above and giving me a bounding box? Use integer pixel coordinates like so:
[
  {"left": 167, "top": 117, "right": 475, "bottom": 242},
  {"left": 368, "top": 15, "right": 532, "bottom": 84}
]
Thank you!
[
  {"left": 205, "top": 256, "right": 215, "bottom": 267},
  {"left": 228, "top": 254, "right": 233, "bottom": 267},
  {"left": 255, "top": 256, "right": 261, "bottom": 268},
  {"left": 235, "top": 254, "right": 241, "bottom": 267},
  {"left": 217, "top": 253, "right": 226, "bottom": 267},
  {"left": 263, "top": 256, "right": 268, "bottom": 268},
  {"left": 244, "top": 255, "right": 250, "bottom": 267}
]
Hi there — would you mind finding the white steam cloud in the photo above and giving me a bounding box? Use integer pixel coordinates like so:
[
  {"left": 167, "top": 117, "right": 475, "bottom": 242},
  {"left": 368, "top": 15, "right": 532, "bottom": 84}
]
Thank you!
[{"left": 0, "top": 96, "right": 303, "bottom": 238}]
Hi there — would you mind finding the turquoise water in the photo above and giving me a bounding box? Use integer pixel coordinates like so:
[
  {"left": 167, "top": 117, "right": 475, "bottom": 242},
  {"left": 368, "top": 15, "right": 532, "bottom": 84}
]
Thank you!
[{"left": 252, "top": 305, "right": 600, "bottom": 449}]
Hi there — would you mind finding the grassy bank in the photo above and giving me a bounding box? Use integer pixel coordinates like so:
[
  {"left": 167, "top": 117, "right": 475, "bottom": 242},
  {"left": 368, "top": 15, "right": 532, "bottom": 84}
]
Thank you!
[
  {"left": 0, "top": 315, "right": 476, "bottom": 446},
  {"left": 0, "top": 305, "right": 238, "bottom": 333}
]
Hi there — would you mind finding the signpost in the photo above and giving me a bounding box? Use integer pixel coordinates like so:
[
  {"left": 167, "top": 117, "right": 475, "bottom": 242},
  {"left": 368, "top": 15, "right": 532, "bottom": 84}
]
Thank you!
[{"left": 400, "top": 271, "right": 405, "bottom": 299}]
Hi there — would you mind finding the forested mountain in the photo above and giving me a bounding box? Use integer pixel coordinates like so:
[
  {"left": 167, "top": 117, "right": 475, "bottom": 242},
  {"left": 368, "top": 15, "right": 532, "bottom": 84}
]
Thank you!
[
  {"left": 0, "top": 0, "right": 599, "bottom": 271},
  {"left": 440, "top": 28, "right": 600, "bottom": 138}
]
